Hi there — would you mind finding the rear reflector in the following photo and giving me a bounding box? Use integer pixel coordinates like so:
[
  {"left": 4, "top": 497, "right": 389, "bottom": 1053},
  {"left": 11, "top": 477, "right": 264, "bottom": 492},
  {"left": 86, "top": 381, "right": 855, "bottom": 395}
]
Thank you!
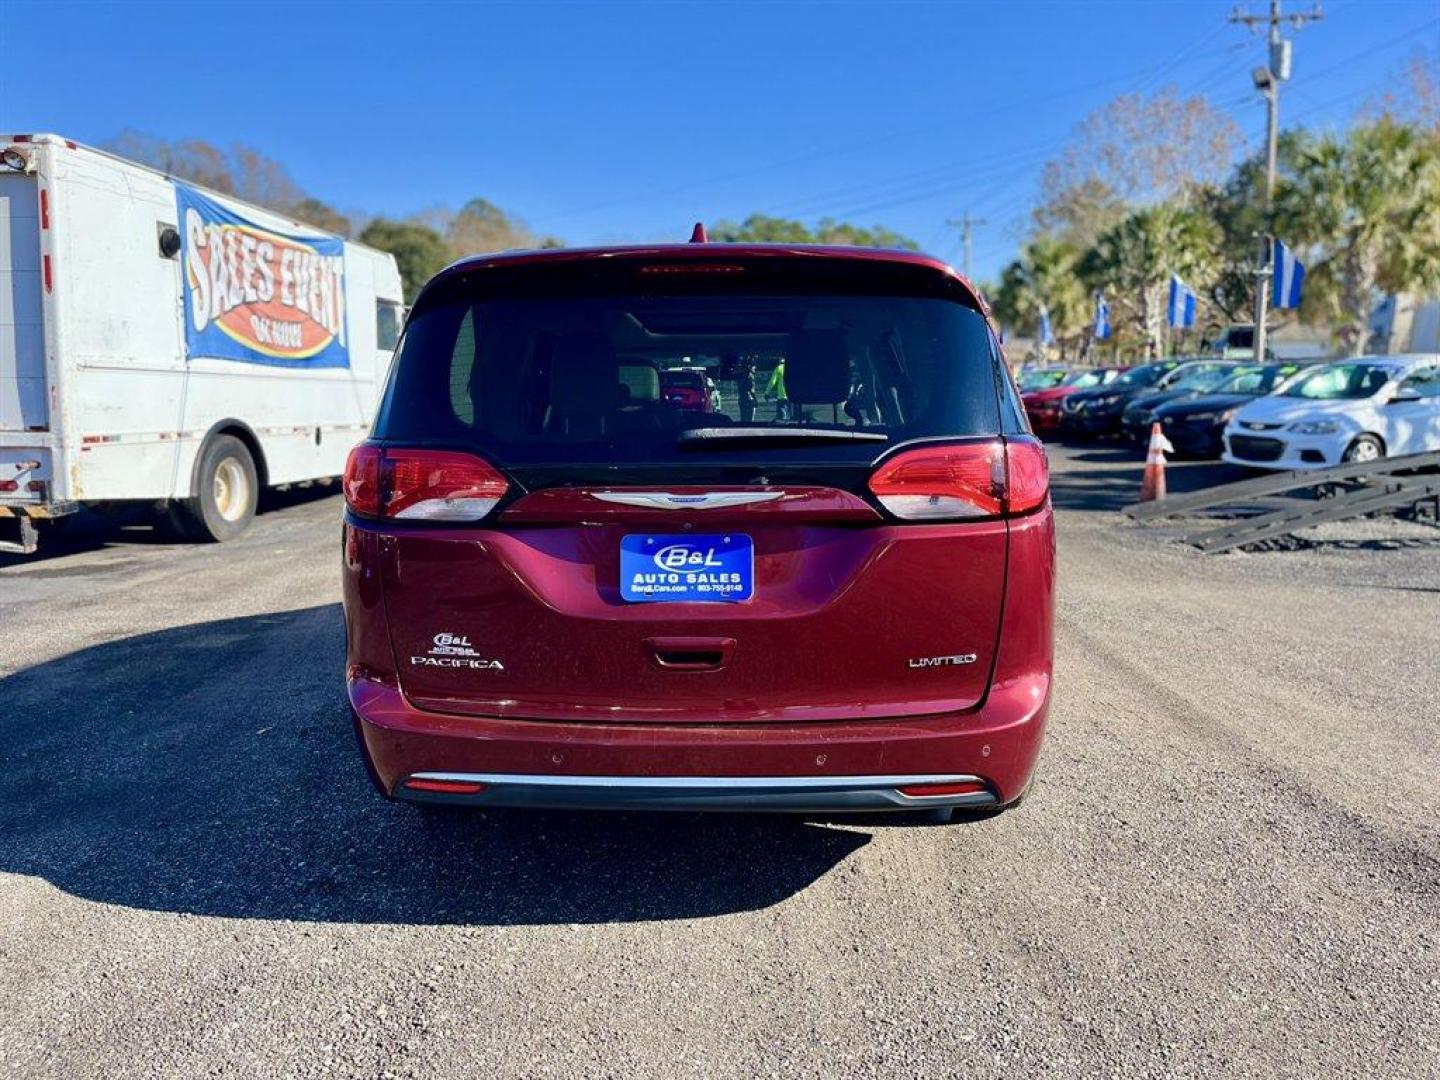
[
  {"left": 897, "top": 780, "right": 989, "bottom": 797},
  {"left": 404, "top": 778, "right": 487, "bottom": 795},
  {"left": 343, "top": 444, "right": 509, "bottom": 522},
  {"left": 867, "top": 437, "right": 1049, "bottom": 521}
]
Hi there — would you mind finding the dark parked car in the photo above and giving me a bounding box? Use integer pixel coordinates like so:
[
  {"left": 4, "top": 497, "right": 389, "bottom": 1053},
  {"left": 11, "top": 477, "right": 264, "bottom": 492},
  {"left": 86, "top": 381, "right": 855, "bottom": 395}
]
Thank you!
[
  {"left": 1152, "top": 363, "right": 1306, "bottom": 456},
  {"left": 342, "top": 240, "right": 1054, "bottom": 821},
  {"left": 1060, "top": 360, "right": 1182, "bottom": 437},
  {"left": 1118, "top": 361, "right": 1246, "bottom": 442}
]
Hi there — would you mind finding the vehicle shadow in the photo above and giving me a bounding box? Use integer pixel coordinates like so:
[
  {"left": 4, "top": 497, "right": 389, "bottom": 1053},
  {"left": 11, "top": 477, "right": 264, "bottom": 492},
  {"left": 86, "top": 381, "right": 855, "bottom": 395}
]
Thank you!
[
  {"left": 0, "top": 604, "right": 871, "bottom": 926},
  {"left": 0, "top": 483, "right": 343, "bottom": 569},
  {"left": 1047, "top": 441, "right": 1253, "bottom": 513}
]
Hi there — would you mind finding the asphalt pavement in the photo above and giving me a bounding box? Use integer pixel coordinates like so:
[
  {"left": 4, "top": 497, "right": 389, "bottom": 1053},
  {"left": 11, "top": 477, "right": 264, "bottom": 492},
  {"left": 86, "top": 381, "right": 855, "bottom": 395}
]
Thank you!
[{"left": 1, "top": 444, "right": 1437, "bottom": 1078}]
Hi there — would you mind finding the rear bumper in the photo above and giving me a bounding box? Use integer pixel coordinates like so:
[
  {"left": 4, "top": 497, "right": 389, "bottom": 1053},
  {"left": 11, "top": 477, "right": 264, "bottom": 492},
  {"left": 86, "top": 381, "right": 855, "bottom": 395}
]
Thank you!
[
  {"left": 396, "top": 770, "right": 998, "bottom": 812},
  {"left": 350, "top": 670, "right": 1049, "bottom": 811}
]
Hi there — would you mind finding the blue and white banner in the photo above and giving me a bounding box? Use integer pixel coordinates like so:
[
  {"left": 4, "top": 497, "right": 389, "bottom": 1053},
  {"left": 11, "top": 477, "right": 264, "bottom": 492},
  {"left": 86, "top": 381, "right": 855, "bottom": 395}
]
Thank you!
[
  {"left": 176, "top": 184, "right": 350, "bottom": 368},
  {"left": 1272, "top": 238, "right": 1305, "bottom": 310},
  {"left": 1093, "top": 292, "right": 1111, "bottom": 340},
  {"left": 1038, "top": 307, "right": 1054, "bottom": 346},
  {"left": 1167, "top": 275, "right": 1197, "bottom": 328}
]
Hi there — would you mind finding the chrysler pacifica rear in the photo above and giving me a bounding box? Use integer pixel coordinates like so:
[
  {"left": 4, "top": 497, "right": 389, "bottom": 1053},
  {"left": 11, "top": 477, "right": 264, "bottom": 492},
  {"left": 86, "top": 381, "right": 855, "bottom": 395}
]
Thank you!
[{"left": 342, "top": 243, "right": 1054, "bottom": 821}]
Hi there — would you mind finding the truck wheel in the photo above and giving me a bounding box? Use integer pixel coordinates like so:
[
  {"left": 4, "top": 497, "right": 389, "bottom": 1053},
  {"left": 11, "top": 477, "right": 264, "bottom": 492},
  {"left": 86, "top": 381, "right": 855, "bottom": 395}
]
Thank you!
[{"left": 173, "top": 435, "right": 258, "bottom": 542}]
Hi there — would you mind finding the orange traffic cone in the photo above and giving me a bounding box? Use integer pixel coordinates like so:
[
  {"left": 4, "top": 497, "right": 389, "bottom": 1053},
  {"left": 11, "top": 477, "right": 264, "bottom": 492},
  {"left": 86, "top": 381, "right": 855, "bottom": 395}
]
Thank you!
[{"left": 1139, "top": 422, "right": 1174, "bottom": 502}]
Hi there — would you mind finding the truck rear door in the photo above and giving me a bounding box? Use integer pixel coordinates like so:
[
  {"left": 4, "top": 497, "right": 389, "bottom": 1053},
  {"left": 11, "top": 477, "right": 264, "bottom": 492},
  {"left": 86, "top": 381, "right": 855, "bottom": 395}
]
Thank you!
[{"left": 0, "top": 171, "right": 47, "bottom": 433}]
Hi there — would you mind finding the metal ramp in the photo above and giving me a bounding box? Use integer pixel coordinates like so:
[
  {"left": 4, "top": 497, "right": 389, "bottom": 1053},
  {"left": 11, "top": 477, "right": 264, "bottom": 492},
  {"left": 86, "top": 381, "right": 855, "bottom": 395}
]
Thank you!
[{"left": 1122, "top": 450, "right": 1440, "bottom": 554}]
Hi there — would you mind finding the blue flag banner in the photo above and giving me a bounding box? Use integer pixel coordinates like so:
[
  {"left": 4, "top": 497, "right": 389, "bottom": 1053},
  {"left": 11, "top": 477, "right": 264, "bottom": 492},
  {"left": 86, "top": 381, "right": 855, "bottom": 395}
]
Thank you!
[
  {"left": 1094, "top": 292, "right": 1111, "bottom": 340},
  {"left": 1272, "top": 238, "right": 1305, "bottom": 310},
  {"left": 1038, "top": 308, "right": 1054, "bottom": 345},
  {"left": 176, "top": 184, "right": 350, "bottom": 368},
  {"left": 1167, "top": 275, "right": 1197, "bottom": 328}
]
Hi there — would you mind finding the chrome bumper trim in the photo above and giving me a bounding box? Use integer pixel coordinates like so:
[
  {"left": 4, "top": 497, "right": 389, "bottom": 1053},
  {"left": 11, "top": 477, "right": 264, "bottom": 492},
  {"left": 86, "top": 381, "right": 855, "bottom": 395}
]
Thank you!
[{"left": 397, "top": 771, "right": 998, "bottom": 812}]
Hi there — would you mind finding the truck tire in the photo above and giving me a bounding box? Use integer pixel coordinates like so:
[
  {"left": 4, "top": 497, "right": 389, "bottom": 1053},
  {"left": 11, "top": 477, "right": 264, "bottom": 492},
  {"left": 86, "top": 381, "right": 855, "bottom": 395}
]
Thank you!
[{"left": 172, "top": 435, "right": 259, "bottom": 542}]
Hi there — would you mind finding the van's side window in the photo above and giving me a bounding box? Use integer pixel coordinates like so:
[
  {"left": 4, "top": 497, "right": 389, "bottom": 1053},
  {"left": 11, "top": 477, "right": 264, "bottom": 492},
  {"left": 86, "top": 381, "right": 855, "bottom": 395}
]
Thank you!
[
  {"left": 449, "top": 309, "right": 477, "bottom": 426},
  {"left": 376, "top": 301, "right": 402, "bottom": 351}
]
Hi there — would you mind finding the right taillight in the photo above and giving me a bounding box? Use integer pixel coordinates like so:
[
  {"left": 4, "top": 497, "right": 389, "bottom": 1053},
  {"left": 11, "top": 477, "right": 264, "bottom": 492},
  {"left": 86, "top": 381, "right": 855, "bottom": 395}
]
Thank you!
[
  {"left": 867, "top": 437, "right": 1048, "bottom": 521},
  {"left": 343, "top": 444, "right": 509, "bottom": 522},
  {"left": 1004, "top": 435, "right": 1050, "bottom": 514}
]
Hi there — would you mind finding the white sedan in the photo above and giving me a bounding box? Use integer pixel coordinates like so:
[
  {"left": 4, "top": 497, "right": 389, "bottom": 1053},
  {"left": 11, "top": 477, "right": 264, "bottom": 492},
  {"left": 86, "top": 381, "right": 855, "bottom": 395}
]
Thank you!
[{"left": 1221, "top": 355, "right": 1440, "bottom": 470}]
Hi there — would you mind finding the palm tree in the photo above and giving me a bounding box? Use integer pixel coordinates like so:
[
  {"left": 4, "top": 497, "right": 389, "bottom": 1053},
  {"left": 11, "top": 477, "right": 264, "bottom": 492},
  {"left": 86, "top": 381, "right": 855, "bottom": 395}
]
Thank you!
[
  {"left": 1079, "top": 202, "right": 1222, "bottom": 355},
  {"left": 991, "top": 236, "right": 1087, "bottom": 357},
  {"left": 1277, "top": 119, "right": 1440, "bottom": 356}
]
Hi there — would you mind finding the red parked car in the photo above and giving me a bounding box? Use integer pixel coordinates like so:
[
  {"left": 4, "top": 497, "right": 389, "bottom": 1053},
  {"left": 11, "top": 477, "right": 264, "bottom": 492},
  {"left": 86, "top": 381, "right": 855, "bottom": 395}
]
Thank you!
[
  {"left": 342, "top": 241, "right": 1054, "bottom": 822},
  {"left": 661, "top": 368, "right": 719, "bottom": 412},
  {"left": 1022, "top": 365, "right": 1129, "bottom": 435}
]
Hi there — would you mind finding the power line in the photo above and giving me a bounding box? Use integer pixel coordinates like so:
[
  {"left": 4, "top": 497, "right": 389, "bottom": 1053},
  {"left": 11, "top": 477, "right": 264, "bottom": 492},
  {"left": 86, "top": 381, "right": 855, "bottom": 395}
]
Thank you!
[{"left": 532, "top": 26, "right": 1268, "bottom": 228}]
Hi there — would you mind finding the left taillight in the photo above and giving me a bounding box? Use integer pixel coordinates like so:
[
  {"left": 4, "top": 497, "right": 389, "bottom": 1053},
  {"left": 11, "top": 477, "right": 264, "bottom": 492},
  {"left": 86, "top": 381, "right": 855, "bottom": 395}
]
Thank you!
[
  {"left": 343, "top": 444, "right": 509, "bottom": 522},
  {"left": 343, "top": 444, "right": 382, "bottom": 517}
]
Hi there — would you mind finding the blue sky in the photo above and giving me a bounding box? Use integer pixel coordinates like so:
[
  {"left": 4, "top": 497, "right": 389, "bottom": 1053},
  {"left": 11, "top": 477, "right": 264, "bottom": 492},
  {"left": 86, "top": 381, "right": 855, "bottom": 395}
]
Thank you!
[{"left": 4, "top": 0, "right": 1436, "bottom": 281}]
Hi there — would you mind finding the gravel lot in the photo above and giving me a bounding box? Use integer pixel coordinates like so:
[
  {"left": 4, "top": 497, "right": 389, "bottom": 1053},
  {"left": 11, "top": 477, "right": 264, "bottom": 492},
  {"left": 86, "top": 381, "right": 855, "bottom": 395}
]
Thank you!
[{"left": 1, "top": 444, "right": 1437, "bottom": 1078}]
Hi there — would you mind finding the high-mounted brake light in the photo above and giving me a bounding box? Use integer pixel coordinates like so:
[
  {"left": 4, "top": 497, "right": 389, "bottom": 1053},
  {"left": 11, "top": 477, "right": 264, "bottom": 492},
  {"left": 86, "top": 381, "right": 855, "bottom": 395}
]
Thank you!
[
  {"left": 343, "top": 445, "right": 509, "bottom": 522},
  {"left": 867, "top": 437, "right": 1048, "bottom": 521}
]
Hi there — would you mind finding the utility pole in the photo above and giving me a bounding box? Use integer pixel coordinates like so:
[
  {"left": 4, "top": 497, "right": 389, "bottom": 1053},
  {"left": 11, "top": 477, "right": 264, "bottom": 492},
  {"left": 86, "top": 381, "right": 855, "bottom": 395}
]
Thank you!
[
  {"left": 1229, "top": 0, "right": 1323, "bottom": 364},
  {"left": 947, "top": 213, "right": 987, "bottom": 280}
]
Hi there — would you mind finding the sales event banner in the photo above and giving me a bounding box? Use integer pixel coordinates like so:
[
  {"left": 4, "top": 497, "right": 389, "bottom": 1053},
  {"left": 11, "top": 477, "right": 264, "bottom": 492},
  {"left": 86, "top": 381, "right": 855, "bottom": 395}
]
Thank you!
[{"left": 177, "top": 184, "right": 350, "bottom": 368}]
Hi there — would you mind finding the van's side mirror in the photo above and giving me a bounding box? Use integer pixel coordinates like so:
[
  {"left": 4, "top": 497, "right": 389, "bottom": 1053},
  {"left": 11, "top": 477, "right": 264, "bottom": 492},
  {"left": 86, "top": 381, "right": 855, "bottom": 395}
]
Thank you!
[{"left": 1388, "top": 386, "right": 1422, "bottom": 405}]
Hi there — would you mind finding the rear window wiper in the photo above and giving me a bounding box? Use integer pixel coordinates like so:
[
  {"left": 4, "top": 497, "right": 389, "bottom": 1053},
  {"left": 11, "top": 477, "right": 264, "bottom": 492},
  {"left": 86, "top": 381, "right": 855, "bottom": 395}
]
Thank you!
[{"left": 678, "top": 427, "right": 889, "bottom": 450}]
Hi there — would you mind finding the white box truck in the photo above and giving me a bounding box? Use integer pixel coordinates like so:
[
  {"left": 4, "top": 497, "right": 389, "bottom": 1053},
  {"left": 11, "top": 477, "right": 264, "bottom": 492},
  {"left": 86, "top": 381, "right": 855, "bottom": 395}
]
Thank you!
[{"left": 0, "top": 133, "right": 404, "bottom": 552}]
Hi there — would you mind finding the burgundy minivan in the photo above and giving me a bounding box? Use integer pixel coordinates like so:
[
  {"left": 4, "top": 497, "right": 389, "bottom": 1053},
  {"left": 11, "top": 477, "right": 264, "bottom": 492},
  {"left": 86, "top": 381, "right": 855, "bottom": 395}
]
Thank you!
[{"left": 342, "top": 240, "right": 1054, "bottom": 821}]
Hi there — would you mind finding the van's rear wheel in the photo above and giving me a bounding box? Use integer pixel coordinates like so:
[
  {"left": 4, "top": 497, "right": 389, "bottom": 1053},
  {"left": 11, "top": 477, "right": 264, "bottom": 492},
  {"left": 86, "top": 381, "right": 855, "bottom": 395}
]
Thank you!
[{"left": 171, "top": 435, "right": 258, "bottom": 542}]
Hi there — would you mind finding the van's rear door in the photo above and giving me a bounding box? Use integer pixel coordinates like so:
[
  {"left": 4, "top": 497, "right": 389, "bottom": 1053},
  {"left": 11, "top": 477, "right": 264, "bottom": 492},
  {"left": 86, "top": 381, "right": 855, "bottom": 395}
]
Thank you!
[
  {"left": 372, "top": 254, "right": 1010, "bottom": 725},
  {"left": 0, "top": 171, "right": 47, "bottom": 433}
]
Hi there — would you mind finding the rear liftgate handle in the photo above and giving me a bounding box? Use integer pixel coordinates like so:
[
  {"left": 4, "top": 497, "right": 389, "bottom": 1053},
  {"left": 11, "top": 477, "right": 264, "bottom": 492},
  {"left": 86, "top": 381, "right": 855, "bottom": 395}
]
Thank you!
[{"left": 644, "top": 636, "right": 736, "bottom": 671}]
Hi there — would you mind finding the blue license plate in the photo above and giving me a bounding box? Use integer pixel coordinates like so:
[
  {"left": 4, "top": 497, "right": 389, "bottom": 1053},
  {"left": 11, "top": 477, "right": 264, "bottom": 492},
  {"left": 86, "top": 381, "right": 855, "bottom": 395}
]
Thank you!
[{"left": 620, "top": 534, "right": 753, "bottom": 603}]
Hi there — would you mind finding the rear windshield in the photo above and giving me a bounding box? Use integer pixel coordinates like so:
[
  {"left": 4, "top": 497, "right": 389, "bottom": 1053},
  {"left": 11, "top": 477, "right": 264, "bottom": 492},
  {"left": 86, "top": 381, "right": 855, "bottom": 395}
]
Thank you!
[{"left": 376, "top": 260, "right": 1003, "bottom": 467}]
